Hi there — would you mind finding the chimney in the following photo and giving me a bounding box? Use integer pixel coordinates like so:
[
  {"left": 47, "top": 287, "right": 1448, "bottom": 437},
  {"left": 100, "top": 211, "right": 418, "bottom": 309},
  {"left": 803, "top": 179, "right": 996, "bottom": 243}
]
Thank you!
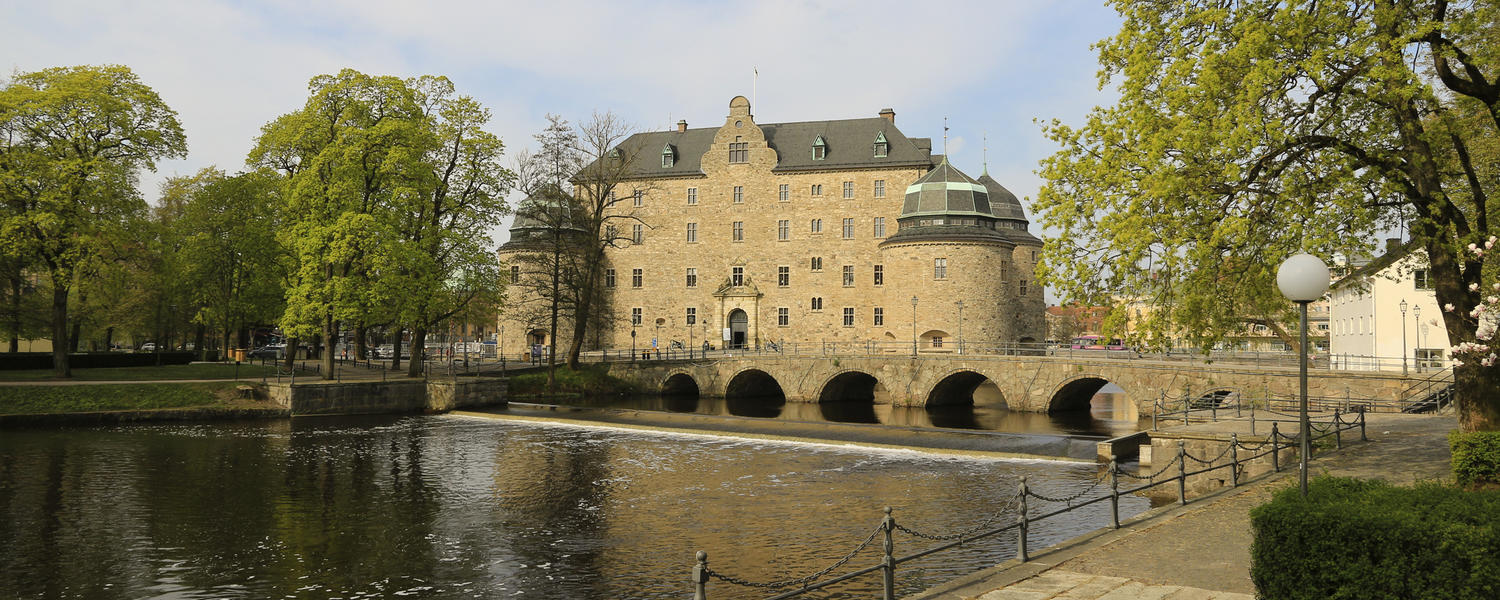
[
  {"left": 879, "top": 108, "right": 895, "bottom": 123},
  {"left": 1386, "top": 237, "right": 1402, "bottom": 255},
  {"left": 676, "top": 120, "right": 687, "bottom": 133}
]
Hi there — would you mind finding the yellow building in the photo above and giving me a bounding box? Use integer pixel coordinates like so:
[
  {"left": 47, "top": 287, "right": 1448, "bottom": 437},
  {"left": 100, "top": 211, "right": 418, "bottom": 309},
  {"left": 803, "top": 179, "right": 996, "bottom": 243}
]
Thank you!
[{"left": 498, "top": 97, "right": 1044, "bottom": 356}]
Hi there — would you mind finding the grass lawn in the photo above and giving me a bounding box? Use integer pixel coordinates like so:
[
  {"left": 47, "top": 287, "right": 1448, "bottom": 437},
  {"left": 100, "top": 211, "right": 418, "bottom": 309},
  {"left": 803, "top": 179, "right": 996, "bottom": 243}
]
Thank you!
[
  {"left": 508, "top": 365, "right": 640, "bottom": 397},
  {"left": 0, "top": 363, "right": 278, "bottom": 382},
  {"left": 0, "top": 381, "right": 246, "bottom": 415}
]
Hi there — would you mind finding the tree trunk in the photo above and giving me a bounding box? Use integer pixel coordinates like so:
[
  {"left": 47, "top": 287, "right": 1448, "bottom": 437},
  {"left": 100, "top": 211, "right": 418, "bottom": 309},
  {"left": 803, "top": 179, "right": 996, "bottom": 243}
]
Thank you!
[
  {"left": 194, "top": 324, "right": 205, "bottom": 361},
  {"left": 1456, "top": 363, "right": 1500, "bottom": 432},
  {"left": 391, "top": 333, "right": 403, "bottom": 372},
  {"left": 50, "top": 285, "right": 69, "bottom": 377},
  {"left": 8, "top": 276, "right": 20, "bottom": 353},
  {"left": 355, "top": 323, "right": 368, "bottom": 361},
  {"left": 68, "top": 315, "right": 82, "bottom": 353},
  {"left": 103, "top": 327, "right": 114, "bottom": 353},
  {"left": 283, "top": 336, "right": 298, "bottom": 371},
  {"left": 547, "top": 235, "right": 561, "bottom": 392},
  {"left": 407, "top": 327, "right": 426, "bottom": 378},
  {"left": 320, "top": 314, "right": 335, "bottom": 380}
]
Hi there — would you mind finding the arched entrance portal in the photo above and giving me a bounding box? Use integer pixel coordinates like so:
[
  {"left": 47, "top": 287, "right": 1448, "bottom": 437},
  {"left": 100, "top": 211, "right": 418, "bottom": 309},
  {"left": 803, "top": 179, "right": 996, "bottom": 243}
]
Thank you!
[
  {"left": 724, "top": 369, "right": 785, "bottom": 418},
  {"left": 728, "top": 309, "right": 748, "bottom": 349}
]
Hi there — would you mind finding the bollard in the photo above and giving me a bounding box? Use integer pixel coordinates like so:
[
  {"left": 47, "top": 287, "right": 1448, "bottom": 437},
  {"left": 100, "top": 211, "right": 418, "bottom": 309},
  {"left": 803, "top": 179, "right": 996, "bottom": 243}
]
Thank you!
[
  {"left": 1109, "top": 460, "right": 1120, "bottom": 529},
  {"left": 882, "top": 507, "right": 896, "bottom": 600},
  {"left": 692, "top": 551, "right": 709, "bottom": 600},
  {"left": 1017, "top": 477, "right": 1030, "bottom": 562},
  {"left": 1230, "top": 434, "right": 1239, "bottom": 488},
  {"left": 1177, "top": 440, "right": 1187, "bottom": 505},
  {"left": 1359, "top": 409, "right": 1367, "bottom": 442},
  {"left": 1334, "top": 409, "right": 1343, "bottom": 449},
  {"left": 1182, "top": 394, "right": 1190, "bottom": 426},
  {"left": 1271, "top": 423, "right": 1281, "bottom": 472}
]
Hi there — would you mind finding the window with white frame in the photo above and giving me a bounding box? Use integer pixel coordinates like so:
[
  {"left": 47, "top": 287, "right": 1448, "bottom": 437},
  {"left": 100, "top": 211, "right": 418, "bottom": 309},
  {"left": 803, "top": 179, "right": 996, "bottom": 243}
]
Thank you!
[
  {"left": 729, "top": 140, "right": 748, "bottom": 163},
  {"left": 842, "top": 265, "right": 854, "bottom": 287},
  {"left": 873, "top": 265, "right": 884, "bottom": 286},
  {"left": 874, "top": 180, "right": 885, "bottom": 197},
  {"left": 811, "top": 184, "right": 823, "bottom": 196},
  {"left": 934, "top": 258, "right": 948, "bottom": 279},
  {"left": 605, "top": 269, "right": 616, "bottom": 287},
  {"left": 874, "top": 307, "right": 884, "bottom": 326},
  {"left": 686, "top": 222, "right": 697, "bottom": 242},
  {"left": 687, "top": 187, "right": 697, "bottom": 205},
  {"left": 733, "top": 186, "right": 744, "bottom": 203},
  {"left": 631, "top": 308, "right": 642, "bottom": 325},
  {"left": 811, "top": 297, "right": 823, "bottom": 311},
  {"left": 873, "top": 217, "right": 886, "bottom": 237},
  {"left": 632, "top": 224, "right": 643, "bottom": 244},
  {"left": 686, "top": 307, "right": 696, "bottom": 325},
  {"left": 777, "top": 219, "right": 790, "bottom": 240},
  {"left": 843, "top": 181, "right": 853, "bottom": 199},
  {"left": 779, "top": 184, "right": 789, "bottom": 202},
  {"left": 631, "top": 268, "right": 642, "bottom": 288},
  {"left": 778, "top": 307, "right": 789, "bottom": 326},
  {"left": 811, "top": 257, "right": 823, "bottom": 271},
  {"left": 731, "top": 266, "right": 744, "bottom": 286},
  {"left": 842, "top": 307, "right": 854, "bottom": 326},
  {"left": 842, "top": 218, "right": 854, "bottom": 239},
  {"left": 732, "top": 221, "right": 744, "bottom": 241},
  {"left": 778, "top": 266, "right": 789, "bottom": 287},
  {"left": 686, "top": 267, "right": 697, "bottom": 287},
  {"left": 633, "top": 190, "right": 643, "bottom": 207},
  {"left": 810, "top": 218, "right": 822, "bottom": 233}
]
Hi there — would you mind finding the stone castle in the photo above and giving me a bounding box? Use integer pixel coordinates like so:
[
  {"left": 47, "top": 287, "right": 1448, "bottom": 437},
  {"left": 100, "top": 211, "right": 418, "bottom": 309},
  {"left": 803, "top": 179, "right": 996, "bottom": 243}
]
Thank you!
[{"left": 498, "top": 96, "right": 1044, "bottom": 356}]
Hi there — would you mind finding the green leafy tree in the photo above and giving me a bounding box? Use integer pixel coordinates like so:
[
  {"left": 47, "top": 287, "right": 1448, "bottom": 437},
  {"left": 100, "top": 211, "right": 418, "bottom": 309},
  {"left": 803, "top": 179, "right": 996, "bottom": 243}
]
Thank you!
[
  {"left": 1036, "top": 0, "right": 1500, "bottom": 431},
  {"left": 0, "top": 65, "right": 186, "bottom": 375}
]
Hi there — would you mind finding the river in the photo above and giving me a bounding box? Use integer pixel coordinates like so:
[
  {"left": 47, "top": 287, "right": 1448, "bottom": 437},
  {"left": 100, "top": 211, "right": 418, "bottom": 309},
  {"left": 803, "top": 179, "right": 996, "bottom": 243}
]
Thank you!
[{"left": 0, "top": 398, "right": 1149, "bottom": 599}]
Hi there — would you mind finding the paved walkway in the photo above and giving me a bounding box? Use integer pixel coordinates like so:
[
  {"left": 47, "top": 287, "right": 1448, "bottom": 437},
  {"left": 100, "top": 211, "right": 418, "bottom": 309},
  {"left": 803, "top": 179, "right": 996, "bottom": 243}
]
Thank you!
[{"left": 911, "top": 412, "right": 1456, "bottom": 600}]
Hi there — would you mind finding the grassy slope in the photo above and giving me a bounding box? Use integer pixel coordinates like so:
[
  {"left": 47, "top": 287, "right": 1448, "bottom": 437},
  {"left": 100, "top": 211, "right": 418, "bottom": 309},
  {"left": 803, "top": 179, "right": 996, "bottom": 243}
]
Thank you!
[
  {"left": 0, "top": 381, "right": 246, "bottom": 415},
  {"left": 507, "top": 365, "right": 640, "bottom": 397},
  {"left": 0, "top": 363, "right": 278, "bottom": 382}
]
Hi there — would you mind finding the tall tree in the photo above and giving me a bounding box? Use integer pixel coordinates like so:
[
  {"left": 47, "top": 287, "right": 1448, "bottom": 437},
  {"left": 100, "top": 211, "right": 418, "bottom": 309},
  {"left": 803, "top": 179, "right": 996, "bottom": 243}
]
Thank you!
[
  {"left": 0, "top": 65, "right": 186, "bottom": 376},
  {"left": 1035, "top": 0, "right": 1500, "bottom": 430}
]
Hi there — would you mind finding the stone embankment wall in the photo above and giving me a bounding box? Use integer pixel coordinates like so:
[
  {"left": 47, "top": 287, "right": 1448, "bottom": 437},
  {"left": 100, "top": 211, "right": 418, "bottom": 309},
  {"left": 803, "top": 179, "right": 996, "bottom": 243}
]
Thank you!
[
  {"left": 267, "top": 377, "right": 507, "bottom": 416},
  {"left": 1136, "top": 432, "right": 1297, "bottom": 501}
]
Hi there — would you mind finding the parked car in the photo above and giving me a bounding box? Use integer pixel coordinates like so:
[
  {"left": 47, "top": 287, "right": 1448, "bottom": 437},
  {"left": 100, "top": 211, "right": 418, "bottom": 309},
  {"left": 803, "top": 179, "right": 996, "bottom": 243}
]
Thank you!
[
  {"left": 139, "top": 342, "right": 156, "bottom": 352},
  {"left": 249, "top": 344, "right": 284, "bottom": 359}
]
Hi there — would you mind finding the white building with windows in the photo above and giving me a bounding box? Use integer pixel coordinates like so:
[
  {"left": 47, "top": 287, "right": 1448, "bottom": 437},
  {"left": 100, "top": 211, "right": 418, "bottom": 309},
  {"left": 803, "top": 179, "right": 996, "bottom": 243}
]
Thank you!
[{"left": 1329, "top": 239, "right": 1450, "bottom": 372}]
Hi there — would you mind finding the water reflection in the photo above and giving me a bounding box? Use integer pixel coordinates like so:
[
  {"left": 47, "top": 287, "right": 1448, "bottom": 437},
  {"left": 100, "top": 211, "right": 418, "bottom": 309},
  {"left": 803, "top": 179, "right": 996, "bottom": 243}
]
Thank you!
[{"left": 0, "top": 416, "right": 1151, "bottom": 599}]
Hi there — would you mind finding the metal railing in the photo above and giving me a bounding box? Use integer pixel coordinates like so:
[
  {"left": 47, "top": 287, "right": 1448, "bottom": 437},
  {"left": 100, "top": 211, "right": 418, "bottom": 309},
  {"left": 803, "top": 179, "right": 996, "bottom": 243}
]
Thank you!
[
  {"left": 573, "top": 341, "right": 1437, "bottom": 374},
  {"left": 689, "top": 410, "right": 1366, "bottom": 599}
]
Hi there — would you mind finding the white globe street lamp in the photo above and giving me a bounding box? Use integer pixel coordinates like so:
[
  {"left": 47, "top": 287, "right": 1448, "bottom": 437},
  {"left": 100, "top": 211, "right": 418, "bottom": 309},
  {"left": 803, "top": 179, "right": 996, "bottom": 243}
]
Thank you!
[{"left": 1277, "top": 252, "right": 1329, "bottom": 497}]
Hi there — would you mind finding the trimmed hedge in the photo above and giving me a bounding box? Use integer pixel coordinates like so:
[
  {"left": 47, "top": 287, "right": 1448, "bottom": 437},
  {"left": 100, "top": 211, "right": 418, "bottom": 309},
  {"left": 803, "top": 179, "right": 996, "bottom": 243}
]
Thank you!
[
  {"left": 1251, "top": 477, "right": 1500, "bottom": 599},
  {"left": 1452, "top": 430, "right": 1500, "bottom": 488},
  {"left": 0, "top": 351, "right": 204, "bottom": 370}
]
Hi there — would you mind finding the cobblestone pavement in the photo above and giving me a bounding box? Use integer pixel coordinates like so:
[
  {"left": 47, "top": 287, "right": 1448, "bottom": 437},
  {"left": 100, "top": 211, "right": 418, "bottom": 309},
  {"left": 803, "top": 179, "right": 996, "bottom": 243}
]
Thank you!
[{"left": 911, "top": 412, "right": 1456, "bottom": 600}]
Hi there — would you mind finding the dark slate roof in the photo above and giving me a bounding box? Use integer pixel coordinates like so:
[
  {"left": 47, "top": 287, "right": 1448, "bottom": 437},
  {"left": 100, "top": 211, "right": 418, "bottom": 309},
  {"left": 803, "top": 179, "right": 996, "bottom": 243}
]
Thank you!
[
  {"left": 899, "top": 157, "right": 994, "bottom": 218},
  {"left": 507, "top": 188, "right": 587, "bottom": 233},
  {"left": 977, "top": 173, "right": 1028, "bottom": 222},
  {"left": 604, "top": 117, "right": 934, "bottom": 179},
  {"left": 881, "top": 223, "right": 1014, "bottom": 246}
]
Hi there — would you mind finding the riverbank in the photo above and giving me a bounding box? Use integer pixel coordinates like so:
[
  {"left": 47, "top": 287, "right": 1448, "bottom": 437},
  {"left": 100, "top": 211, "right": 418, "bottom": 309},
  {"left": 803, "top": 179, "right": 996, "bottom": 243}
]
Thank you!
[
  {"left": 910, "top": 413, "right": 1456, "bottom": 600},
  {"left": 0, "top": 380, "right": 288, "bottom": 426}
]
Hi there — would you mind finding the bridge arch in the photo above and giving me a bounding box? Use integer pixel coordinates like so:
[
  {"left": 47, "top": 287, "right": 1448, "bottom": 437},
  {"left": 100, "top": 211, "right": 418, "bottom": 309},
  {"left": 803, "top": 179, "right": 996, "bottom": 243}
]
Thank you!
[
  {"left": 1048, "top": 375, "right": 1120, "bottom": 414},
  {"left": 724, "top": 369, "right": 786, "bottom": 400},
  {"left": 925, "top": 369, "right": 1008, "bottom": 409},
  {"left": 816, "top": 370, "right": 890, "bottom": 404},
  {"left": 660, "top": 372, "right": 700, "bottom": 397},
  {"left": 1193, "top": 388, "right": 1241, "bottom": 409}
]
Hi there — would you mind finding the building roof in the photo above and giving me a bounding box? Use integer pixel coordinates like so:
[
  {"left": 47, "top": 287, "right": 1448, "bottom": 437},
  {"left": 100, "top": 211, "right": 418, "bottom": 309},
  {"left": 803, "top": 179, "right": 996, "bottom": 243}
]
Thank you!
[
  {"left": 899, "top": 157, "right": 994, "bottom": 218},
  {"left": 977, "top": 172, "right": 1028, "bottom": 222},
  {"left": 605, "top": 116, "right": 934, "bottom": 179},
  {"left": 1332, "top": 239, "right": 1421, "bottom": 290}
]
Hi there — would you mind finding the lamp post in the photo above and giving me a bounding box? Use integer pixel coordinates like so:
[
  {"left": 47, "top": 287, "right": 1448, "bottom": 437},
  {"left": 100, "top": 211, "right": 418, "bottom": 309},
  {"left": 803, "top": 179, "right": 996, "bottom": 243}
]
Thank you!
[
  {"left": 689, "top": 314, "right": 695, "bottom": 359},
  {"left": 631, "top": 321, "right": 637, "bottom": 361},
  {"left": 1413, "top": 304, "right": 1422, "bottom": 373},
  {"left": 956, "top": 300, "right": 965, "bottom": 355},
  {"left": 1277, "top": 253, "right": 1330, "bottom": 498},
  {"left": 911, "top": 296, "right": 919, "bottom": 357},
  {"left": 1399, "top": 299, "right": 1409, "bottom": 375}
]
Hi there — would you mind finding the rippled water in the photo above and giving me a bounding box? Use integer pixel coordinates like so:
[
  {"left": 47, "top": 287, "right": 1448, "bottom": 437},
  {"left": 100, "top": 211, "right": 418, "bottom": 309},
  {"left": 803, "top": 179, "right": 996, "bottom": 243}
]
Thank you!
[{"left": 0, "top": 414, "right": 1149, "bottom": 599}]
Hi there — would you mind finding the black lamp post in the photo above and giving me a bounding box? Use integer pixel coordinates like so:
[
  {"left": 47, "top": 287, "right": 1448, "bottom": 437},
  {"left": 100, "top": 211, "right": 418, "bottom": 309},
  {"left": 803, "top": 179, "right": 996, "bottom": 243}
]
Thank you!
[
  {"left": 1400, "top": 299, "right": 1409, "bottom": 375},
  {"left": 911, "top": 296, "right": 919, "bottom": 357},
  {"left": 1277, "top": 253, "right": 1330, "bottom": 497}
]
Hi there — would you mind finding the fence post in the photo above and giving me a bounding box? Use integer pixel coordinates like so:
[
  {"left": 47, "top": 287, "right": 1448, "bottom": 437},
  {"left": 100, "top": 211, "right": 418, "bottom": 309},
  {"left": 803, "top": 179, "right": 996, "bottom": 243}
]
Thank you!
[
  {"left": 1334, "top": 409, "right": 1343, "bottom": 449},
  {"left": 1230, "top": 434, "right": 1239, "bottom": 488},
  {"left": 1177, "top": 440, "right": 1187, "bottom": 505},
  {"left": 1109, "top": 460, "right": 1120, "bottom": 529},
  {"left": 1182, "top": 393, "right": 1190, "bottom": 426},
  {"left": 1359, "top": 408, "right": 1368, "bottom": 442},
  {"left": 692, "top": 551, "right": 709, "bottom": 600},
  {"left": 1017, "top": 477, "right": 1030, "bottom": 562},
  {"left": 882, "top": 507, "right": 896, "bottom": 600},
  {"left": 1152, "top": 393, "right": 1160, "bottom": 431},
  {"left": 1271, "top": 423, "right": 1281, "bottom": 472}
]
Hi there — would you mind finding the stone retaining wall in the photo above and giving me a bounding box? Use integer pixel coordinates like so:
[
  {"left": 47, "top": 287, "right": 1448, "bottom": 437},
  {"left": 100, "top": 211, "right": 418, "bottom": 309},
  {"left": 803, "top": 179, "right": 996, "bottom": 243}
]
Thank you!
[{"left": 267, "top": 377, "right": 508, "bottom": 416}]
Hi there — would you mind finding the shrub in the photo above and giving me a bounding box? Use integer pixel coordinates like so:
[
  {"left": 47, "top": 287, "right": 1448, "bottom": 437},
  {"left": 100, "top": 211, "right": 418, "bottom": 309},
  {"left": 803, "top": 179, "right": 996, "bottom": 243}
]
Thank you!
[
  {"left": 1451, "top": 430, "right": 1500, "bottom": 488},
  {"left": 1250, "top": 477, "right": 1500, "bottom": 599}
]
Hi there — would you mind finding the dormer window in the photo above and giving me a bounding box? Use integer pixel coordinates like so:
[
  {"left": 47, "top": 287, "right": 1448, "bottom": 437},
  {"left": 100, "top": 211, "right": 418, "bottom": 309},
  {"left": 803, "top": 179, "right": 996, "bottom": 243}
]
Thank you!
[
  {"left": 608, "top": 147, "right": 621, "bottom": 160},
  {"left": 873, "top": 131, "right": 888, "bottom": 158},
  {"left": 661, "top": 143, "right": 675, "bottom": 168},
  {"left": 812, "top": 135, "right": 827, "bottom": 160}
]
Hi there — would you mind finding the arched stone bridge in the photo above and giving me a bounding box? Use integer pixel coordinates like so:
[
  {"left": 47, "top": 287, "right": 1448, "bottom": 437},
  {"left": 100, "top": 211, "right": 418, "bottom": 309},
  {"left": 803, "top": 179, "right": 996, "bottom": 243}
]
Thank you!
[{"left": 602, "top": 354, "right": 1420, "bottom": 415}]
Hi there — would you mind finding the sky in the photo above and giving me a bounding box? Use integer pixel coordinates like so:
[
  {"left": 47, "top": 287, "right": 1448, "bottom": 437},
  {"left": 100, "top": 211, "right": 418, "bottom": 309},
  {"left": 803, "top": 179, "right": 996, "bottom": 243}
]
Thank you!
[{"left": 1, "top": 0, "right": 1125, "bottom": 298}]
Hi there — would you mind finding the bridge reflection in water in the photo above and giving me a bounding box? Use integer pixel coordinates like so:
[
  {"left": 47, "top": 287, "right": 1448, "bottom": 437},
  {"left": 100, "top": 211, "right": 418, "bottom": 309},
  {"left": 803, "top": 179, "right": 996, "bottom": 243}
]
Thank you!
[{"left": 611, "top": 372, "right": 1139, "bottom": 438}]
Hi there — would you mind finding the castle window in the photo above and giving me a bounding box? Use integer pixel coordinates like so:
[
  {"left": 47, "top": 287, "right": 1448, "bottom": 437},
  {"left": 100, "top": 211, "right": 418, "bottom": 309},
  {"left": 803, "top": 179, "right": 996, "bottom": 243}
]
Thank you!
[
  {"left": 873, "top": 217, "right": 886, "bottom": 237},
  {"left": 842, "top": 307, "right": 855, "bottom": 327},
  {"left": 686, "top": 307, "right": 696, "bottom": 325},
  {"left": 873, "top": 265, "right": 884, "bottom": 286},
  {"left": 811, "top": 297, "right": 823, "bottom": 311},
  {"left": 873, "top": 131, "right": 888, "bottom": 158},
  {"left": 934, "top": 258, "right": 948, "bottom": 279},
  {"left": 1020, "top": 279, "right": 1029, "bottom": 295},
  {"left": 1031, "top": 250, "right": 1037, "bottom": 262},
  {"left": 733, "top": 186, "right": 744, "bottom": 203},
  {"left": 661, "top": 144, "right": 675, "bottom": 168},
  {"left": 1001, "top": 260, "right": 1009, "bottom": 283},
  {"left": 732, "top": 221, "right": 744, "bottom": 241},
  {"left": 811, "top": 256, "right": 823, "bottom": 271},
  {"left": 931, "top": 336, "right": 943, "bottom": 348},
  {"left": 777, "top": 220, "right": 790, "bottom": 241},
  {"left": 732, "top": 266, "right": 744, "bottom": 286},
  {"left": 778, "top": 266, "right": 790, "bottom": 287},
  {"left": 843, "top": 181, "right": 853, "bottom": 199},
  {"left": 687, "top": 187, "right": 698, "bottom": 205},
  {"left": 686, "top": 222, "right": 697, "bottom": 242},
  {"left": 778, "top": 307, "right": 789, "bottom": 326},
  {"left": 813, "top": 135, "right": 827, "bottom": 160},
  {"left": 686, "top": 268, "right": 697, "bottom": 287},
  {"left": 729, "top": 138, "right": 748, "bottom": 163},
  {"left": 510, "top": 265, "right": 519, "bottom": 283},
  {"left": 779, "top": 184, "right": 789, "bottom": 202},
  {"left": 874, "top": 180, "right": 885, "bottom": 198},
  {"left": 842, "top": 265, "right": 854, "bottom": 287},
  {"left": 874, "top": 308, "right": 884, "bottom": 326},
  {"left": 632, "top": 268, "right": 643, "bottom": 288},
  {"left": 632, "top": 308, "right": 642, "bottom": 325},
  {"left": 605, "top": 269, "right": 616, "bottom": 287},
  {"left": 810, "top": 218, "right": 822, "bottom": 233},
  {"left": 842, "top": 218, "right": 854, "bottom": 239},
  {"left": 633, "top": 190, "right": 643, "bottom": 207},
  {"left": 811, "top": 184, "right": 823, "bottom": 196},
  {"left": 632, "top": 224, "right": 643, "bottom": 244}
]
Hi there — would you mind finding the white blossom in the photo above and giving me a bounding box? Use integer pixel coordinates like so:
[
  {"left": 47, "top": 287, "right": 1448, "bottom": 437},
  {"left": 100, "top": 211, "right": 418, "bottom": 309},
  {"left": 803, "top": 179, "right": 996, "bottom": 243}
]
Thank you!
[
  {"left": 1446, "top": 303, "right": 1456, "bottom": 312},
  {"left": 1470, "top": 283, "right": 1481, "bottom": 292}
]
